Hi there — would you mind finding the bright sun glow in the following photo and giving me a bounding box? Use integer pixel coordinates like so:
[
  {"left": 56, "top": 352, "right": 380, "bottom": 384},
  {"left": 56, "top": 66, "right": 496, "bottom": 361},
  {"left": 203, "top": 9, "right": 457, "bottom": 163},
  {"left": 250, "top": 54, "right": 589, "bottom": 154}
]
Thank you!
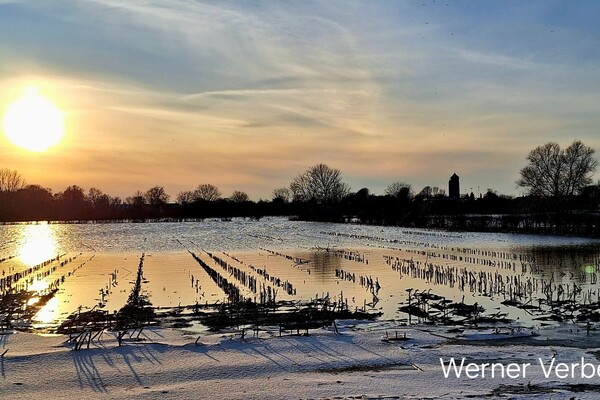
[
  {"left": 33, "top": 296, "right": 59, "bottom": 325},
  {"left": 18, "top": 224, "right": 59, "bottom": 267},
  {"left": 3, "top": 87, "right": 65, "bottom": 151}
]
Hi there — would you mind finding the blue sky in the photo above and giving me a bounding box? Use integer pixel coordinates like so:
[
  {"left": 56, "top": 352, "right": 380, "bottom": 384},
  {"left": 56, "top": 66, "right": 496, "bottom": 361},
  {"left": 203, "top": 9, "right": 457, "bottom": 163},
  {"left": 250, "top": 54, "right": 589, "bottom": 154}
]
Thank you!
[{"left": 1, "top": 0, "right": 599, "bottom": 199}]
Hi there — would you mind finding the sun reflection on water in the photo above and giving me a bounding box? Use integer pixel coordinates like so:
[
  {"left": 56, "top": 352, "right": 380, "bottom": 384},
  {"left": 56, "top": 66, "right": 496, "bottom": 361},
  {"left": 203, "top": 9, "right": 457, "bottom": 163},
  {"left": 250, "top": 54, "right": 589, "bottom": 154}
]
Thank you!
[
  {"left": 33, "top": 296, "right": 59, "bottom": 325},
  {"left": 27, "top": 278, "right": 49, "bottom": 293},
  {"left": 18, "top": 223, "right": 59, "bottom": 267}
]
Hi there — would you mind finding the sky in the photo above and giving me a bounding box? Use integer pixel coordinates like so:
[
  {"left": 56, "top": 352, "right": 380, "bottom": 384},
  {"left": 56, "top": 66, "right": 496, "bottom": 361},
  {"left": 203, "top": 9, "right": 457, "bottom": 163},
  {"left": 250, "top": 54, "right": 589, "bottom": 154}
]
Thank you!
[{"left": 1, "top": 0, "right": 599, "bottom": 200}]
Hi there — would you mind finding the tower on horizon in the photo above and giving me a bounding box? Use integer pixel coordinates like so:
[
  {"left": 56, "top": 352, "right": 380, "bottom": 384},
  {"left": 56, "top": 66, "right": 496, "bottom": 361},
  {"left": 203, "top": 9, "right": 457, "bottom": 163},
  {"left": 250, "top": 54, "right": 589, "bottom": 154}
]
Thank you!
[{"left": 449, "top": 173, "right": 460, "bottom": 200}]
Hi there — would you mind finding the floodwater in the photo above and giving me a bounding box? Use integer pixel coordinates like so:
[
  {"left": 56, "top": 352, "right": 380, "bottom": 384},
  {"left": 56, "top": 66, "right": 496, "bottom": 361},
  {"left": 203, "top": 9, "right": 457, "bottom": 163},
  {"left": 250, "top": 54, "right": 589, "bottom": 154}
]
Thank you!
[{"left": 1, "top": 217, "right": 599, "bottom": 330}]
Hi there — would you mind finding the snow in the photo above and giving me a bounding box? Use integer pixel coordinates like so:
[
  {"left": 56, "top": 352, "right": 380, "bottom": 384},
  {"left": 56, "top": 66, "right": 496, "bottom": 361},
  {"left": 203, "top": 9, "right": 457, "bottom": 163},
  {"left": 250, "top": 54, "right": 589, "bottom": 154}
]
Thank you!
[{"left": 2, "top": 322, "right": 600, "bottom": 399}]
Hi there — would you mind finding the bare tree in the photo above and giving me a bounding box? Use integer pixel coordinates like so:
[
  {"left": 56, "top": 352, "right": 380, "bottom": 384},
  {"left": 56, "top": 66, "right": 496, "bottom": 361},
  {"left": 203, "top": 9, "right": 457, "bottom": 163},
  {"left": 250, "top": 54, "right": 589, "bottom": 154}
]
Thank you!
[
  {"left": 193, "top": 184, "right": 221, "bottom": 201},
  {"left": 126, "top": 190, "right": 146, "bottom": 206},
  {"left": 144, "top": 186, "right": 170, "bottom": 206},
  {"left": 517, "top": 140, "right": 597, "bottom": 198},
  {"left": 385, "top": 181, "right": 413, "bottom": 199},
  {"left": 290, "top": 164, "right": 351, "bottom": 203},
  {"left": 176, "top": 190, "right": 195, "bottom": 205},
  {"left": 0, "top": 168, "right": 25, "bottom": 192},
  {"left": 272, "top": 187, "right": 291, "bottom": 203},
  {"left": 562, "top": 140, "right": 598, "bottom": 195},
  {"left": 110, "top": 196, "right": 122, "bottom": 207},
  {"left": 87, "top": 187, "right": 111, "bottom": 209},
  {"left": 87, "top": 187, "right": 104, "bottom": 205},
  {"left": 229, "top": 190, "right": 249, "bottom": 202}
]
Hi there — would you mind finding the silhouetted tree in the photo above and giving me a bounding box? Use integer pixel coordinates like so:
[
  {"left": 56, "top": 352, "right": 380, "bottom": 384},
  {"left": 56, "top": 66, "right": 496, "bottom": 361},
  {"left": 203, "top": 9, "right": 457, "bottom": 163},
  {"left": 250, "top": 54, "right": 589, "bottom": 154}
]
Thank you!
[
  {"left": 87, "top": 187, "right": 104, "bottom": 206},
  {"left": 10, "top": 185, "right": 53, "bottom": 220},
  {"left": 484, "top": 189, "right": 499, "bottom": 200},
  {"left": 126, "top": 190, "right": 146, "bottom": 206},
  {"left": 193, "top": 184, "right": 221, "bottom": 201},
  {"left": 0, "top": 168, "right": 25, "bottom": 192},
  {"left": 86, "top": 187, "right": 113, "bottom": 217},
  {"left": 111, "top": 196, "right": 122, "bottom": 206},
  {"left": 176, "top": 190, "right": 195, "bottom": 205},
  {"left": 56, "top": 185, "right": 88, "bottom": 219},
  {"left": 356, "top": 188, "right": 370, "bottom": 199},
  {"left": 517, "top": 140, "right": 598, "bottom": 198},
  {"left": 19, "top": 184, "right": 53, "bottom": 202},
  {"left": 58, "top": 185, "right": 86, "bottom": 204},
  {"left": 418, "top": 186, "right": 433, "bottom": 197},
  {"left": 144, "top": 186, "right": 169, "bottom": 206},
  {"left": 229, "top": 190, "right": 249, "bottom": 203},
  {"left": 385, "top": 181, "right": 413, "bottom": 199},
  {"left": 290, "top": 163, "right": 350, "bottom": 203},
  {"left": 272, "top": 187, "right": 291, "bottom": 203}
]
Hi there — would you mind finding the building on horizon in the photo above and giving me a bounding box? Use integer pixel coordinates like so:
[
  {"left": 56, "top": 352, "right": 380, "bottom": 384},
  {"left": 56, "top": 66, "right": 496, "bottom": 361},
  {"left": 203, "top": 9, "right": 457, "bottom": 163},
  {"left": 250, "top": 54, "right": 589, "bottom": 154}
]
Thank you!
[{"left": 449, "top": 173, "right": 460, "bottom": 200}]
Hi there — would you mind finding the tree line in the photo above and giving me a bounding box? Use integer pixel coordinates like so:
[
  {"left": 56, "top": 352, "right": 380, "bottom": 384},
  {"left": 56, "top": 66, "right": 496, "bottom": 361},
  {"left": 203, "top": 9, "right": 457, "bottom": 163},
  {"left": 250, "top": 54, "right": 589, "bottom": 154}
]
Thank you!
[{"left": 0, "top": 140, "right": 598, "bottom": 235}]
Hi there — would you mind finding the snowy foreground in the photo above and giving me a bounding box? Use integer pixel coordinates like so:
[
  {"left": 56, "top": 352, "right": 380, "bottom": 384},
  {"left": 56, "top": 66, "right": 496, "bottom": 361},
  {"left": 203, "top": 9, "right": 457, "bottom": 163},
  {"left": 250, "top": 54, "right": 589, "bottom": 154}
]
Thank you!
[{"left": 3, "top": 322, "right": 600, "bottom": 399}]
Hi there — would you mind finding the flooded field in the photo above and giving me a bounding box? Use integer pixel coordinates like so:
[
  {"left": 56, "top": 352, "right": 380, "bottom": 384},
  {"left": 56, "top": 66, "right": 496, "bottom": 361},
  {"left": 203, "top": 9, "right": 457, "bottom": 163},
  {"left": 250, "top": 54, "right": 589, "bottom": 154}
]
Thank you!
[{"left": 1, "top": 217, "right": 600, "bottom": 331}]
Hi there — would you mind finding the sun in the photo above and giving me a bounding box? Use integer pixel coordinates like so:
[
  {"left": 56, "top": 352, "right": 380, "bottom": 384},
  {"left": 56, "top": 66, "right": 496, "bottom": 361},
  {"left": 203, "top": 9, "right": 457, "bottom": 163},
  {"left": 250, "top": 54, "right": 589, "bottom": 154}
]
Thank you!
[{"left": 3, "top": 87, "right": 65, "bottom": 152}]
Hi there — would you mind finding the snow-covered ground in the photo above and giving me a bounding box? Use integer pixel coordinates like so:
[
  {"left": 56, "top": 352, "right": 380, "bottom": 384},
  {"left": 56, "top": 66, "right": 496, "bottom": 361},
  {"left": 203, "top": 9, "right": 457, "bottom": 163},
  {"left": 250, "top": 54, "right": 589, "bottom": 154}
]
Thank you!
[{"left": 3, "top": 321, "right": 600, "bottom": 399}]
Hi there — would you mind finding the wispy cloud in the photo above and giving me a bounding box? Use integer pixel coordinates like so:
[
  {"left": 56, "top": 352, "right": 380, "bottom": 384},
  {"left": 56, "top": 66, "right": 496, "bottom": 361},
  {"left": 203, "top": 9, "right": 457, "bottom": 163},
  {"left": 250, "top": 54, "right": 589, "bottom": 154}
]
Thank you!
[{"left": 456, "top": 49, "right": 538, "bottom": 70}]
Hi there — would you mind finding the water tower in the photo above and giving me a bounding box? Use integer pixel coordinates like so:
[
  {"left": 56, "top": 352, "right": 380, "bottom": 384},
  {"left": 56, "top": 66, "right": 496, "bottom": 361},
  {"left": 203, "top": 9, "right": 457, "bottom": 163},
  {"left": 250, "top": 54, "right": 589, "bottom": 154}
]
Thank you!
[{"left": 449, "top": 173, "right": 460, "bottom": 200}]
